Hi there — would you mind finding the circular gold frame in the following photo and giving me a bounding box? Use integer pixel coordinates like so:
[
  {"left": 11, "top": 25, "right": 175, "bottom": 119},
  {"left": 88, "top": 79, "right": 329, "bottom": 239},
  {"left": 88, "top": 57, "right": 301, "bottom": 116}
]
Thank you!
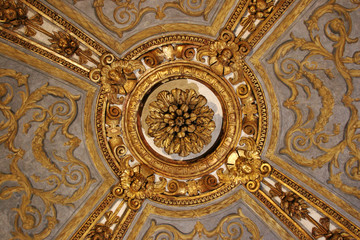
[{"left": 123, "top": 61, "right": 242, "bottom": 179}]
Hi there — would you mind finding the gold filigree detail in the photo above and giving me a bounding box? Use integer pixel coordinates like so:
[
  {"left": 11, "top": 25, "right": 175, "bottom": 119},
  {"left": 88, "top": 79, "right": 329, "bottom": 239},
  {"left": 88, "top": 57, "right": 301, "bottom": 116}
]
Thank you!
[
  {"left": 0, "top": 0, "right": 43, "bottom": 36},
  {"left": 197, "top": 30, "right": 249, "bottom": 84},
  {"left": 268, "top": 0, "right": 360, "bottom": 198},
  {"left": 86, "top": 224, "right": 112, "bottom": 240},
  {"left": 89, "top": 53, "right": 144, "bottom": 94},
  {"left": 146, "top": 88, "right": 215, "bottom": 157},
  {"left": 93, "top": 0, "right": 216, "bottom": 38},
  {"left": 239, "top": 0, "right": 274, "bottom": 35},
  {"left": 0, "top": 68, "right": 93, "bottom": 239},
  {"left": 268, "top": 182, "right": 309, "bottom": 220},
  {"left": 261, "top": 171, "right": 360, "bottom": 239},
  {"left": 218, "top": 138, "right": 271, "bottom": 192},
  {"left": 312, "top": 217, "right": 352, "bottom": 240},
  {"left": 49, "top": 31, "right": 79, "bottom": 57},
  {"left": 143, "top": 208, "right": 261, "bottom": 240},
  {"left": 249, "top": 0, "right": 274, "bottom": 20},
  {"left": 112, "top": 157, "right": 166, "bottom": 210}
]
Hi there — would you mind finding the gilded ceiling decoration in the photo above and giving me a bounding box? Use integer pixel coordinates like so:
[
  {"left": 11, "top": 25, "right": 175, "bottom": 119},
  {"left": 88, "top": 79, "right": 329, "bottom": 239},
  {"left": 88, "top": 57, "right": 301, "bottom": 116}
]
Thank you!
[{"left": 0, "top": 0, "right": 359, "bottom": 239}]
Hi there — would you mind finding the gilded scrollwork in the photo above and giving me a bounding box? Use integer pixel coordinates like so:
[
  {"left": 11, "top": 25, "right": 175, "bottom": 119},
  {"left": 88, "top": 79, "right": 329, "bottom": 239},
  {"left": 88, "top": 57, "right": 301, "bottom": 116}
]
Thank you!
[
  {"left": 239, "top": 0, "right": 274, "bottom": 34},
  {"left": 260, "top": 177, "right": 358, "bottom": 239},
  {"left": 94, "top": 34, "right": 267, "bottom": 206},
  {"left": 0, "top": 68, "right": 93, "bottom": 239},
  {"left": 142, "top": 208, "right": 261, "bottom": 240},
  {"left": 0, "top": 0, "right": 43, "bottom": 36},
  {"left": 268, "top": 0, "right": 360, "bottom": 198},
  {"left": 218, "top": 138, "right": 271, "bottom": 192},
  {"left": 0, "top": 0, "right": 101, "bottom": 74},
  {"left": 89, "top": 53, "right": 145, "bottom": 94},
  {"left": 197, "top": 30, "right": 250, "bottom": 84},
  {"left": 93, "top": 0, "right": 216, "bottom": 38},
  {"left": 111, "top": 156, "right": 166, "bottom": 210}
]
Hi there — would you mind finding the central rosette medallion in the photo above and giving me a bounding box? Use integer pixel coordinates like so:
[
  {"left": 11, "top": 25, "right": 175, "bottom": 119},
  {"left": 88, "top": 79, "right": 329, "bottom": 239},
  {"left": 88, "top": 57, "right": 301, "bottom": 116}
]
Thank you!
[
  {"left": 146, "top": 88, "right": 215, "bottom": 157},
  {"left": 94, "top": 33, "right": 267, "bottom": 205}
]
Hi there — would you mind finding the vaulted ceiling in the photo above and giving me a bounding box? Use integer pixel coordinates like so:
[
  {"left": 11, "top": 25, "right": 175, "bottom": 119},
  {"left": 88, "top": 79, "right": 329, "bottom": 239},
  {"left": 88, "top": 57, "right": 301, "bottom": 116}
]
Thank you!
[{"left": 0, "top": 0, "right": 359, "bottom": 239}]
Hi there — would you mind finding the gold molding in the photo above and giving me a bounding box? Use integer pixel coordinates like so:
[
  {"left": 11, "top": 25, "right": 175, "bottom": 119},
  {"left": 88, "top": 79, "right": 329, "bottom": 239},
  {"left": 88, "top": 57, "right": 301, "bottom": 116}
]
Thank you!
[
  {"left": 253, "top": 190, "right": 313, "bottom": 240},
  {"left": 0, "top": 41, "right": 116, "bottom": 240},
  {"left": 71, "top": 193, "right": 116, "bottom": 240},
  {"left": 44, "top": 0, "right": 236, "bottom": 54},
  {"left": 26, "top": 0, "right": 107, "bottom": 55},
  {"left": 142, "top": 208, "right": 261, "bottom": 239},
  {"left": 250, "top": 0, "right": 360, "bottom": 222},
  {"left": 271, "top": 168, "right": 360, "bottom": 239},
  {"left": 0, "top": 26, "right": 90, "bottom": 77},
  {"left": 128, "top": 189, "right": 295, "bottom": 240},
  {"left": 123, "top": 61, "right": 241, "bottom": 179},
  {"left": 247, "top": 0, "right": 296, "bottom": 48}
]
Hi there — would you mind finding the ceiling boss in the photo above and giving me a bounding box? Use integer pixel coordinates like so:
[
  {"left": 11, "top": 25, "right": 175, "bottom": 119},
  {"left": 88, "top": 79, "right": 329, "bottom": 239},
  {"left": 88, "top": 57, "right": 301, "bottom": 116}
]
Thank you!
[
  {"left": 94, "top": 31, "right": 267, "bottom": 207},
  {"left": 146, "top": 88, "right": 216, "bottom": 157}
]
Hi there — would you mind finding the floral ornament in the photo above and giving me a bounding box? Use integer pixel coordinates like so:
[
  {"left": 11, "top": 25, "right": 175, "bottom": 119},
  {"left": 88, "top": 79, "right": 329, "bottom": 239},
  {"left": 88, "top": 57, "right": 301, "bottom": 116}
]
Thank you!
[
  {"left": 248, "top": 0, "right": 274, "bottom": 20},
  {"left": 312, "top": 217, "right": 352, "bottom": 240},
  {"left": 89, "top": 53, "right": 145, "bottom": 94},
  {"left": 269, "top": 182, "right": 309, "bottom": 220},
  {"left": 146, "top": 88, "right": 215, "bottom": 157},
  {"left": 112, "top": 164, "right": 166, "bottom": 210},
  {"left": 197, "top": 31, "right": 247, "bottom": 85},
  {"left": 218, "top": 138, "right": 271, "bottom": 192},
  {"left": 49, "top": 31, "right": 79, "bottom": 57},
  {"left": 0, "top": 0, "right": 43, "bottom": 36},
  {"left": 85, "top": 224, "right": 112, "bottom": 240},
  {"left": 280, "top": 189, "right": 309, "bottom": 220}
]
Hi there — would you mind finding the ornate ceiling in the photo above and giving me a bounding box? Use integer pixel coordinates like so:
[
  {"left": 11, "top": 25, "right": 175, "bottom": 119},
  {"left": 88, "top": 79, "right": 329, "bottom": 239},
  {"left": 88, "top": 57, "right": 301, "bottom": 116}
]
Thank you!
[{"left": 0, "top": 0, "right": 359, "bottom": 239}]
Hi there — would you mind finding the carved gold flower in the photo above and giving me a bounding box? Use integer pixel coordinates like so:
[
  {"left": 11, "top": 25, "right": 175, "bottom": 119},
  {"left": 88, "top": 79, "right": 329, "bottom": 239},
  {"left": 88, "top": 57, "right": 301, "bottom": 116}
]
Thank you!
[
  {"left": 280, "top": 191, "right": 309, "bottom": 220},
  {"left": 235, "top": 155, "right": 262, "bottom": 183},
  {"left": 89, "top": 54, "right": 144, "bottom": 94},
  {"left": 86, "top": 224, "right": 112, "bottom": 240},
  {"left": 146, "top": 88, "right": 215, "bottom": 157},
  {"left": 120, "top": 168, "right": 149, "bottom": 201},
  {"left": 49, "top": 31, "right": 79, "bottom": 57},
  {"left": 0, "top": 0, "right": 28, "bottom": 29},
  {"left": 248, "top": 0, "right": 274, "bottom": 20},
  {"left": 197, "top": 37, "right": 244, "bottom": 84}
]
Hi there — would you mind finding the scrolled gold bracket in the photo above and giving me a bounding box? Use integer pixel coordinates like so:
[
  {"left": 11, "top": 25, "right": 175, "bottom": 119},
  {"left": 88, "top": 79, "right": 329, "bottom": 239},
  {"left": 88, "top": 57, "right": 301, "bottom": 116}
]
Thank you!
[
  {"left": 89, "top": 53, "right": 145, "bottom": 94},
  {"left": 218, "top": 137, "right": 272, "bottom": 192}
]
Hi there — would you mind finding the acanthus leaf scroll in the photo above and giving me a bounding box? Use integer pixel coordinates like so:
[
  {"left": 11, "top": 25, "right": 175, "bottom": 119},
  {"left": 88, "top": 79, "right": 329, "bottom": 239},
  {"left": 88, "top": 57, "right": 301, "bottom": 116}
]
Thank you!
[{"left": 0, "top": 68, "right": 94, "bottom": 239}]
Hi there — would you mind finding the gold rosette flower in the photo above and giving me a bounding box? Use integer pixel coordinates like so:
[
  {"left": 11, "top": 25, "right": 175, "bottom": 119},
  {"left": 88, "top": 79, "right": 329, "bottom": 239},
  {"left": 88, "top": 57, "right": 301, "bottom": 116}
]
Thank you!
[
  {"left": 197, "top": 33, "right": 246, "bottom": 84},
  {"left": 146, "top": 88, "right": 215, "bottom": 157},
  {"left": 89, "top": 53, "right": 145, "bottom": 94},
  {"left": 280, "top": 191, "right": 309, "bottom": 220},
  {"left": 248, "top": 0, "right": 274, "bottom": 20},
  {"left": 49, "top": 31, "right": 79, "bottom": 57},
  {"left": 0, "top": 0, "right": 28, "bottom": 29}
]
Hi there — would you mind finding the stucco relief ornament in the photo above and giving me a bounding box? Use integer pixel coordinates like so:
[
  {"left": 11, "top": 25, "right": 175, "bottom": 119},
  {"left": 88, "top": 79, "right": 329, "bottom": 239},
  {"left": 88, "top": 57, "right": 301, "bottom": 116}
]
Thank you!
[
  {"left": 248, "top": 0, "right": 274, "bottom": 20},
  {"left": 49, "top": 31, "right": 79, "bottom": 57},
  {"left": 197, "top": 30, "right": 249, "bottom": 85},
  {"left": 112, "top": 162, "right": 166, "bottom": 210},
  {"left": 146, "top": 88, "right": 215, "bottom": 157},
  {"left": 89, "top": 53, "right": 145, "bottom": 94},
  {"left": 0, "top": 0, "right": 43, "bottom": 36},
  {"left": 269, "top": 182, "right": 310, "bottom": 220},
  {"left": 218, "top": 138, "right": 271, "bottom": 192}
]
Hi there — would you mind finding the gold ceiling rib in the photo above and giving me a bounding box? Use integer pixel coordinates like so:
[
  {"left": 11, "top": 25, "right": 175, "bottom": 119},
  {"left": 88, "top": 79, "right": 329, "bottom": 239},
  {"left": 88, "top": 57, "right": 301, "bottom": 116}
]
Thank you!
[
  {"left": 142, "top": 208, "right": 261, "bottom": 239},
  {"left": 0, "top": 0, "right": 359, "bottom": 240}
]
